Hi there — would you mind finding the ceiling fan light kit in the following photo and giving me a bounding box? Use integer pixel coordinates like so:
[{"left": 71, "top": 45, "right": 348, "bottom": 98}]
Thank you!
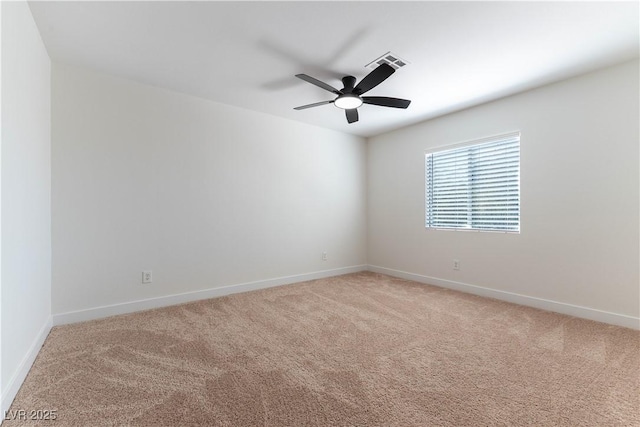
[
  {"left": 294, "top": 62, "right": 411, "bottom": 124},
  {"left": 334, "top": 94, "right": 363, "bottom": 110}
]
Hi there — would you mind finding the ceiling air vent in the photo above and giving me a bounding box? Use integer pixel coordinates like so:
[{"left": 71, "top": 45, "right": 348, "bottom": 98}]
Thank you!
[{"left": 365, "top": 51, "right": 409, "bottom": 71}]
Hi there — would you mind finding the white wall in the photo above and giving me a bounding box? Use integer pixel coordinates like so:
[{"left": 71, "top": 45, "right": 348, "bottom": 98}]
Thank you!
[
  {"left": 52, "top": 63, "right": 367, "bottom": 318},
  {"left": 368, "top": 60, "right": 639, "bottom": 327},
  {"left": 1, "top": 1, "right": 52, "bottom": 414},
  {"left": 0, "top": 2, "right": 3, "bottom": 409}
]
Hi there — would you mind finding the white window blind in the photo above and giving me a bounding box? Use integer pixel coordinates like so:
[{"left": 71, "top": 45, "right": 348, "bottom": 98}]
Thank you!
[{"left": 425, "top": 132, "right": 520, "bottom": 232}]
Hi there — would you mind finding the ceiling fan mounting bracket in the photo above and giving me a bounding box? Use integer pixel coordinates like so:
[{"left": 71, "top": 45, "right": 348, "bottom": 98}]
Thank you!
[{"left": 341, "top": 76, "right": 357, "bottom": 93}]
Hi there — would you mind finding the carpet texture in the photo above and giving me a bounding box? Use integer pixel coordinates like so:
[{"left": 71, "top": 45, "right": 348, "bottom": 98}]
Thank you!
[{"left": 5, "top": 272, "right": 640, "bottom": 426}]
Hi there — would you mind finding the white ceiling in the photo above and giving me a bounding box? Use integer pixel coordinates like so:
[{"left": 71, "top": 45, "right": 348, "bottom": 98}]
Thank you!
[{"left": 29, "top": 1, "right": 639, "bottom": 138}]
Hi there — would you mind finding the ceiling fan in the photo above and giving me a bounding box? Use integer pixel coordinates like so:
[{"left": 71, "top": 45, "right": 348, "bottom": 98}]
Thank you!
[{"left": 293, "top": 63, "right": 411, "bottom": 124}]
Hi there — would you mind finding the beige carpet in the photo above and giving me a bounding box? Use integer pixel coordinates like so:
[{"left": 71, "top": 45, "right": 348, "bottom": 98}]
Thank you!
[{"left": 5, "top": 272, "right": 639, "bottom": 426}]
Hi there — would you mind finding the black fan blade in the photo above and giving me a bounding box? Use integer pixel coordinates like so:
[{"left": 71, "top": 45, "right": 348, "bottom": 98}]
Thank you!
[
  {"left": 346, "top": 109, "right": 359, "bottom": 124},
  {"left": 295, "top": 74, "right": 342, "bottom": 94},
  {"left": 294, "top": 100, "right": 334, "bottom": 110},
  {"left": 354, "top": 63, "right": 395, "bottom": 95},
  {"left": 362, "top": 96, "right": 411, "bottom": 109}
]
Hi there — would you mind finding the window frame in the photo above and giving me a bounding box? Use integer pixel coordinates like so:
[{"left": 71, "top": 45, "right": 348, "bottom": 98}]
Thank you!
[{"left": 424, "top": 131, "right": 521, "bottom": 234}]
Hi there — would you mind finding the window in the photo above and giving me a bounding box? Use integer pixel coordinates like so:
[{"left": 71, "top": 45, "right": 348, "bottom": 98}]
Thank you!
[{"left": 425, "top": 132, "right": 520, "bottom": 232}]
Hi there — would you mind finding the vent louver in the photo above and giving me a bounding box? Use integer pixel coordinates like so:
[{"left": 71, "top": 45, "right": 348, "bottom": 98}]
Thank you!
[{"left": 365, "top": 51, "right": 409, "bottom": 71}]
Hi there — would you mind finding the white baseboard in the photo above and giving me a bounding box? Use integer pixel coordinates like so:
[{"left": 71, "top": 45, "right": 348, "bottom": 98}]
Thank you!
[
  {"left": 53, "top": 265, "right": 368, "bottom": 326},
  {"left": 1, "top": 316, "right": 53, "bottom": 419},
  {"left": 367, "top": 265, "right": 640, "bottom": 330}
]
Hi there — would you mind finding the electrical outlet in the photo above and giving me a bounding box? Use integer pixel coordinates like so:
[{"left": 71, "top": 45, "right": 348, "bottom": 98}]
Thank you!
[
  {"left": 322, "top": 252, "right": 327, "bottom": 261},
  {"left": 142, "top": 270, "right": 152, "bottom": 284},
  {"left": 453, "top": 259, "right": 460, "bottom": 271}
]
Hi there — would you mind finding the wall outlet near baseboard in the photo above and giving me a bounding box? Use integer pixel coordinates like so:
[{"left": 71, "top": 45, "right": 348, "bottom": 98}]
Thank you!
[
  {"left": 453, "top": 259, "right": 460, "bottom": 271},
  {"left": 322, "top": 252, "right": 327, "bottom": 261},
  {"left": 142, "top": 270, "right": 153, "bottom": 284}
]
